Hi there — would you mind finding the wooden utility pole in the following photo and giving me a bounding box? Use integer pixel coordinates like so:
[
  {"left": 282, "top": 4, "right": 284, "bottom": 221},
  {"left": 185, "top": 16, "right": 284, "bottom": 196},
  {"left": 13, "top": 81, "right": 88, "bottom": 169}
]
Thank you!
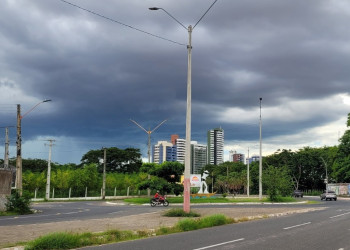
[{"left": 4, "top": 127, "right": 9, "bottom": 169}]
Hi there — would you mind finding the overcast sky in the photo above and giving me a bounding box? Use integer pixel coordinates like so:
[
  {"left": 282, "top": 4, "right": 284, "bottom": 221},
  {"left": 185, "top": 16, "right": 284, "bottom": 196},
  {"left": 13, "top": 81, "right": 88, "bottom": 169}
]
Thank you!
[{"left": 0, "top": 0, "right": 349, "bottom": 164}]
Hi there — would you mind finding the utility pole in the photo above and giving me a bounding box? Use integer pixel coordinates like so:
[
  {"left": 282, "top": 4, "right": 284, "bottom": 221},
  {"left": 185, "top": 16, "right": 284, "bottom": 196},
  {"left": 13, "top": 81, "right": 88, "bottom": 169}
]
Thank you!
[
  {"left": 320, "top": 157, "right": 328, "bottom": 191},
  {"left": 247, "top": 147, "right": 250, "bottom": 197},
  {"left": 45, "top": 139, "right": 55, "bottom": 200},
  {"left": 4, "top": 127, "right": 9, "bottom": 169},
  {"left": 259, "top": 97, "right": 263, "bottom": 200},
  {"left": 15, "top": 104, "right": 22, "bottom": 195},
  {"left": 15, "top": 100, "right": 52, "bottom": 196},
  {"left": 102, "top": 148, "right": 106, "bottom": 200}
]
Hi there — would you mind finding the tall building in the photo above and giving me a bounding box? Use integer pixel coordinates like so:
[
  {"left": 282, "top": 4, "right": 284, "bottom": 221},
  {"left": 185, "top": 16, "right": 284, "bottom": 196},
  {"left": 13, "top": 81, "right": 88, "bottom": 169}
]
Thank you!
[
  {"left": 207, "top": 127, "right": 224, "bottom": 165},
  {"left": 191, "top": 142, "right": 207, "bottom": 174},
  {"left": 229, "top": 150, "right": 245, "bottom": 163},
  {"left": 152, "top": 141, "right": 173, "bottom": 164},
  {"left": 175, "top": 138, "right": 186, "bottom": 164}
]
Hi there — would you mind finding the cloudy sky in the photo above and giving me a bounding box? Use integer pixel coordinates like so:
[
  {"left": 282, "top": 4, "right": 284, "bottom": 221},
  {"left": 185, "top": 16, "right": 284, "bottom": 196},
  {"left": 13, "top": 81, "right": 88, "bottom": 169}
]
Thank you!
[{"left": 0, "top": 0, "right": 349, "bottom": 164}]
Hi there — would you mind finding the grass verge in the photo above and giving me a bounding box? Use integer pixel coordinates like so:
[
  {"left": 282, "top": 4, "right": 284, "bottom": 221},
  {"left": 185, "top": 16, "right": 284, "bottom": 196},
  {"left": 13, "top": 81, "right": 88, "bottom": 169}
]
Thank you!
[
  {"left": 24, "top": 214, "right": 236, "bottom": 249},
  {"left": 123, "top": 197, "right": 281, "bottom": 204},
  {"left": 163, "top": 208, "right": 200, "bottom": 217}
]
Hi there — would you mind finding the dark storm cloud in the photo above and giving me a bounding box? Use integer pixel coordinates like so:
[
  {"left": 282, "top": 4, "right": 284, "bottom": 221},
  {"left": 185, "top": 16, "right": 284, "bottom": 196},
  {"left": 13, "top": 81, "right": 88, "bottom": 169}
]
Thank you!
[{"left": 1, "top": 0, "right": 349, "bottom": 163}]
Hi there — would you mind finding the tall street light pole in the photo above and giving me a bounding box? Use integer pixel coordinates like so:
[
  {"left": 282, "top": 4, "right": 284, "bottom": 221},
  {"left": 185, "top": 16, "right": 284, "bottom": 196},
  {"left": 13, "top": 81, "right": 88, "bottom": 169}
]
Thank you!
[
  {"left": 259, "top": 97, "right": 263, "bottom": 200},
  {"left": 149, "top": 2, "right": 217, "bottom": 212},
  {"left": 16, "top": 99, "right": 52, "bottom": 195},
  {"left": 247, "top": 147, "right": 250, "bottom": 197},
  {"left": 45, "top": 139, "right": 55, "bottom": 200}
]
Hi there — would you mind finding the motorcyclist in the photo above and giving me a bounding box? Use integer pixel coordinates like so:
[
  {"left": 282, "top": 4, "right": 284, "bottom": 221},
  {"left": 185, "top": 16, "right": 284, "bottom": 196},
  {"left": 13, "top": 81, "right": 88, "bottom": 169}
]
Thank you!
[{"left": 154, "top": 191, "right": 160, "bottom": 202}]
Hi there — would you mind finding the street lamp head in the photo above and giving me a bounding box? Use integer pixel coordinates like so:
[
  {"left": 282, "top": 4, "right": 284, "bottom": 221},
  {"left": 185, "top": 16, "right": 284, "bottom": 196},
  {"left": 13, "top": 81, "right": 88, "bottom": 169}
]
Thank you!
[
  {"left": 43, "top": 99, "right": 52, "bottom": 103},
  {"left": 259, "top": 97, "right": 262, "bottom": 101},
  {"left": 149, "top": 7, "right": 160, "bottom": 10}
]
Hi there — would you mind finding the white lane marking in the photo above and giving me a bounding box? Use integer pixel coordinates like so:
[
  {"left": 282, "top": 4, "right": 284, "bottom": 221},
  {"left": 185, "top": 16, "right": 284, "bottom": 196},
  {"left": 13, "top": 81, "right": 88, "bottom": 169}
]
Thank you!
[
  {"left": 63, "top": 212, "right": 80, "bottom": 215},
  {"left": 193, "top": 238, "right": 245, "bottom": 250},
  {"left": 330, "top": 211, "right": 350, "bottom": 219},
  {"left": 283, "top": 222, "right": 311, "bottom": 230},
  {"left": 109, "top": 211, "right": 123, "bottom": 214}
]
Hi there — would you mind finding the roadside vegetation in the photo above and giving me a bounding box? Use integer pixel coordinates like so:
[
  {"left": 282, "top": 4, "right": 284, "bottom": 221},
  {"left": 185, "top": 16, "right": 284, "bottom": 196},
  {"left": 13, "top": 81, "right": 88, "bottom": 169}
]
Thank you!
[
  {"left": 163, "top": 208, "right": 200, "bottom": 217},
  {"left": 24, "top": 214, "right": 234, "bottom": 250},
  {"left": 4, "top": 190, "right": 32, "bottom": 215}
]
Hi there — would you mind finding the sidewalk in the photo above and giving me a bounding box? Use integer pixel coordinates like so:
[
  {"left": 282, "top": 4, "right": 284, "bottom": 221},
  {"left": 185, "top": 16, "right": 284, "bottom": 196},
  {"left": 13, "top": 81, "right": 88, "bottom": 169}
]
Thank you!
[{"left": 0, "top": 203, "right": 325, "bottom": 249}]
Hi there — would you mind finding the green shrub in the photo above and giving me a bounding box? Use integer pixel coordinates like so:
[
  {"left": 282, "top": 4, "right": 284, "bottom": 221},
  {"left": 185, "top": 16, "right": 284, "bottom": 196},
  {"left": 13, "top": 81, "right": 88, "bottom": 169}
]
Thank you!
[
  {"left": 198, "top": 214, "right": 228, "bottom": 228},
  {"left": 176, "top": 214, "right": 230, "bottom": 231},
  {"left": 163, "top": 208, "right": 200, "bottom": 217},
  {"left": 25, "top": 232, "right": 82, "bottom": 250},
  {"left": 176, "top": 218, "right": 199, "bottom": 231},
  {"left": 6, "top": 190, "right": 32, "bottom": 215}
]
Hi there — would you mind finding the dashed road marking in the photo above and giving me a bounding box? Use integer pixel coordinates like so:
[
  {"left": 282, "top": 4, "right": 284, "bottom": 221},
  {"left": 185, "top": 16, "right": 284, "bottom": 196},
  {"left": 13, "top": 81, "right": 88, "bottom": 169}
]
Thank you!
[{"left": 283, "top": 222, "right": 311, "bottom": 230}]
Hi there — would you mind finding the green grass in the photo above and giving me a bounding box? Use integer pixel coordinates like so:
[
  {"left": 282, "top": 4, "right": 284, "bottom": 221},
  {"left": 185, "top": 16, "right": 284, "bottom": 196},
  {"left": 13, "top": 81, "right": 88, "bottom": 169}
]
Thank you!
[
  {"left": 25, "top": 232, "right": 86, "bottom": 250},
  {"left": 23, "top": 214, "right": 234, "bottom": 249},
  {"left": 123, "top": 196, "right": 301, "bottom": 204},
  {"left": 266, "top": 196, "right": 297, "bottom": 202},
  {"left": 163, "top": 208, "right": 200, "bottom": 217},
  {"left": 0, "top": 211, "right": 19, "bottom": 216}
]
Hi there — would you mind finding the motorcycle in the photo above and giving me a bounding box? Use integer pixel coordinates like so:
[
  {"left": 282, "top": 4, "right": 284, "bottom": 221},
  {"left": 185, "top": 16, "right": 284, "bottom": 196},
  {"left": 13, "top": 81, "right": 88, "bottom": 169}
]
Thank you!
[{"left": 150, "top": 196, "right": 169, "bottom": 207}]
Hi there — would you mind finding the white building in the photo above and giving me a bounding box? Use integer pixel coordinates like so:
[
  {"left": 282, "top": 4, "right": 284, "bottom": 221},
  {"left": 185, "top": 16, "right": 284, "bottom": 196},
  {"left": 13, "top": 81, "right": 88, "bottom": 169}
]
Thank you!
[
  {"left": 152, "top": 141, "right": 173, "bottom": 164},
  {"left": 207, "top": 128, "right": 224, "bottom": 165},
  {"left": 191, "top": 141, "right": 207, "bottom": 174},
  {"left": 175, "top": 138, "right": 186, "bottom": 164}
]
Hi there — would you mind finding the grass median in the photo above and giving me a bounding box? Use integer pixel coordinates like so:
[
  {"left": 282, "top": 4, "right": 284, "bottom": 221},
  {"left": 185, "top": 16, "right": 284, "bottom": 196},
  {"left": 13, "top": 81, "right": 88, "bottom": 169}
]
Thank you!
[
  {"left": 24, "top": 212, "right": 234, "bottom": 250},
  {"left": 124, "top": 196, "right": 298, "bottom": 204}
]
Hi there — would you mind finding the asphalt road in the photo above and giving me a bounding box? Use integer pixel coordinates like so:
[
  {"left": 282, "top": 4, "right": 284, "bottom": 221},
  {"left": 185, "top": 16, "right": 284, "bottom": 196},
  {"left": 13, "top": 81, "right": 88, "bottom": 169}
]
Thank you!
[
  {"left": 80, "top": 198, "right": 350, "bottom": 250},
  {"left": 0, "top": 197, "right": 326, "bottom": 226},
  {"left": 0, "top": 200, "right": 157, "bottom": 226}
]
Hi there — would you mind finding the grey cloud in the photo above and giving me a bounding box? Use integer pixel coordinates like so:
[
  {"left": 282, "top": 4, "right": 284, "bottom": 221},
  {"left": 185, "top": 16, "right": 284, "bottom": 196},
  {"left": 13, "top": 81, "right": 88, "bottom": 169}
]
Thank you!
[{"left": 1, "top": 0, "right": 349, "bottom": 163}]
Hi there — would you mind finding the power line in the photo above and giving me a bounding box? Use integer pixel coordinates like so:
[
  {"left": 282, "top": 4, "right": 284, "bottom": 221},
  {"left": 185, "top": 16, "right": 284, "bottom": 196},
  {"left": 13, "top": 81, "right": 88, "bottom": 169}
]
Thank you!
[
  {"left": 57, "top": 0, "right": 186, "bottom": 46},
  {"left": 193, "top": 0, "right": 218, "bottom": 29}
]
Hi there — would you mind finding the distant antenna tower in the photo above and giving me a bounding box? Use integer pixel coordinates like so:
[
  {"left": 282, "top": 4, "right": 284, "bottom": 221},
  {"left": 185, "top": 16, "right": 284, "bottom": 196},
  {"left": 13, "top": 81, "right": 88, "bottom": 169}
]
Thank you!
[{"left": 130, "top": 119, "right": 167, "bottom": 163}]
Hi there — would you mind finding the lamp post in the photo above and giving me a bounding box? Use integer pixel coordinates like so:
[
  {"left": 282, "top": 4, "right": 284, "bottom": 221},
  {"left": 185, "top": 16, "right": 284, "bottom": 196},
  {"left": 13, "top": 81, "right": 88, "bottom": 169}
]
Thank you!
[
  {"left": 16, "top": 99, "right": 52, "bottom": 195},
  {"left": 149, "top": 2, "right": 217, "bottom": 212},
  {"left": 259, "top": 97, "right": 263, "bottom": 200},
  {"left": 320, "top": 157, "right": 328, "bottom": 191},
  {"left": 45, "top": 139, "right": 55, "bottom": 200},
  {"left": 247, "top": 147, "right": 250, "bottom": 197}
]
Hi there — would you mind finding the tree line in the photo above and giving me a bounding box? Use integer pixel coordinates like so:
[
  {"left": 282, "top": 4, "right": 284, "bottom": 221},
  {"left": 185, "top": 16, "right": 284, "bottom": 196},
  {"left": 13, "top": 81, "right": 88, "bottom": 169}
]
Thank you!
[{"left": 1, "top": 113, "right": 349, "bottom": 199}]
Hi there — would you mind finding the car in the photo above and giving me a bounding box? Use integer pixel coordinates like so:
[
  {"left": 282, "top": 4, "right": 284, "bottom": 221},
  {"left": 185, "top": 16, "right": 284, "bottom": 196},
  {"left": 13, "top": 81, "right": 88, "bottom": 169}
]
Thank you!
[
  {"left": 293, "top": 190, "right": 303, "bottom": 198},
  {"left": 320, "top": 190, "right": 337, "bottom": 201}
]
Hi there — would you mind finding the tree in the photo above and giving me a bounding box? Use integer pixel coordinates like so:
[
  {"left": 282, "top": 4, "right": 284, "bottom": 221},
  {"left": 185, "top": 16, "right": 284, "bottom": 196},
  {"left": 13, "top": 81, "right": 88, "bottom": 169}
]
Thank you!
[
  {"left": 332, "top": 113, "right": 350, "bottom": 182},
  {"left": 263, "top": 165, "right": 293, "bottom": 201},
  {"left": 67, "top": 164, "right": 100, "bottom": 196},
  {"left": 81, "top": 147, "right": 142, "bottom": 173},
  {"left": 138, "top": 161, "right": 184, "bottom": 195}
]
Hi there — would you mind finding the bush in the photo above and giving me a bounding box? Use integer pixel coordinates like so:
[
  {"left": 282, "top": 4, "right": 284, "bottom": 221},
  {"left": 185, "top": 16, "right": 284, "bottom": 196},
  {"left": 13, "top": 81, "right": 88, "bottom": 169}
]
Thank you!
[
  {"left": 176, "top": 214, "right": 230, "bottom": 231},
  {"left": 163, "top": 208, "right": 200, "bottom": 217},
  {"left": 25, "top": 232, "right": 82, "bottom": 250},
  {"left": 6, "top": 190, "right": 32, "bottom": 214},
  {"left": 198, "top": 214, "right": 229, "bottom": 228}
]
